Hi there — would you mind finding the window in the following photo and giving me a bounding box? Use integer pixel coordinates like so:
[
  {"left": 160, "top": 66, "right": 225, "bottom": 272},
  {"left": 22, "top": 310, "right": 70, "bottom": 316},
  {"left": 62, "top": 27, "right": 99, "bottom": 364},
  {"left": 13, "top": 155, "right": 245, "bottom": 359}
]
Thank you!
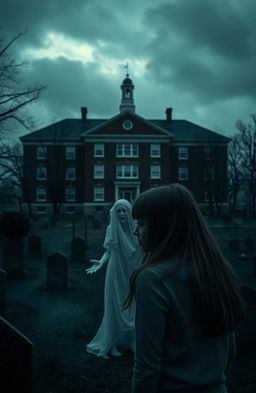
[
  {"left": 94, "top": 143, "right": 104, "bottom": 157},
  {"left": 178, "top": 166, "right": 188, "bottom": 181},
  {"left": 36, "top": 206, "right": 46, "bottom": 214},
  {"left": 116, "top": 143, "right": 138, "bottom": 157},
  {"left": 204, "top": 167, "right": 215, "bottom": 181},
  {"left": 116, "top": 164, "right": 138, "bottom": 178},
  {"left": 66, "top": 206, "right": 76, "bottom": 214},
  {"left": 178, "top": 147, "right": 188, "bottom": 160},
  {"left": 203, "top": 147, "right": 212, "bottom": 160},
  {"left": 94, "top": 185, "right": 104, "bottom": 201},
  {"left": 150, "top": 164, "right": 161, "bottom": 179},
  {"left": 150, "top": 144, "right": 161, "bottom": 158},
  {"left": 204, "top": 190, "right": 209, "bottom": 202},
  {"left": 36, "top": 187, "right": 46, "bottom": 202},
  {"left": 66, "top": 166, "right": 76, "bottom": 180},
  {"left": 66, "top": 186, "right": 76, "bottom": 202},
  {"left": 36, "top": 166, "right": 47, "bottom": 180},
  {"left": 37, "top": 146, "right": 47, "bottom": 159},
  {"left": 66, "top": 146, "right": 76, "bottom": 160},
  {"left": 94, "top": 164, "right": 104, "bottom": 179}
]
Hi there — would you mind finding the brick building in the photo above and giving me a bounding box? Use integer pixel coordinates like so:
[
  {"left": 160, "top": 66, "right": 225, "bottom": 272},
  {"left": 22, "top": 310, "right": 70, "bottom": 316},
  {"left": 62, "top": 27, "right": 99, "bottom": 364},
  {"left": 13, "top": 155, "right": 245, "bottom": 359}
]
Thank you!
[{"left": 20, "top": 74, "right": 230, "bottom": 216}]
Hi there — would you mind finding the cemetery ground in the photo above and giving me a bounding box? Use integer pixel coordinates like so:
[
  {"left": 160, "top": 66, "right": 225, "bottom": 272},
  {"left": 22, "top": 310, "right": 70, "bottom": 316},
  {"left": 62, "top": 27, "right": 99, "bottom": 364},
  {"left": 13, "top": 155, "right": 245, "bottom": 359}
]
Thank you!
[{"left": 1, "top": 217, "right": 256, "bottom": 393}]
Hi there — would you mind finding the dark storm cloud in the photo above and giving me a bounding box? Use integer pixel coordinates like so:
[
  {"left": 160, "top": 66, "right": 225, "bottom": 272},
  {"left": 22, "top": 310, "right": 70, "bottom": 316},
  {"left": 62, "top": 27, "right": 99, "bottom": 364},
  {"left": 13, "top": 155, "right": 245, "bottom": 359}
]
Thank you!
[
  {"left": 20, "top": 56, "right": 120, "bottom": 123},
  {"left": 143, "top": 0, "right": 256, "bottom": 103}
]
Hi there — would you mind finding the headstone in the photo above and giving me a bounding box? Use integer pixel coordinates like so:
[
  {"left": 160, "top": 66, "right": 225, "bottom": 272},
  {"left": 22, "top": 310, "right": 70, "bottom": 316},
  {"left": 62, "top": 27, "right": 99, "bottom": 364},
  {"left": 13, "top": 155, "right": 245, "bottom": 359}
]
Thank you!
[
  {"left": 71, "top": 237, "right": 85, "bottom": 262},
  {"left": 235, "top": 285, "right": 256, "bottom": 351},
  {"left": 0, "top": 316, "right": 34, "bottom": 393},
  {"left": 46, "top": 253, "right": 68, "bottom": 290},
  {"left": 3, "top": 237, "right": 25, "bottom": 278},
  {"left": 0, "top": 268, "right": 6, "bottom": 314},
  {"left": 27, "top": 235, "right": 42, "bottom": 259},
  {"left": 229, "top": 238, "right": 240, "bottom": 252}
]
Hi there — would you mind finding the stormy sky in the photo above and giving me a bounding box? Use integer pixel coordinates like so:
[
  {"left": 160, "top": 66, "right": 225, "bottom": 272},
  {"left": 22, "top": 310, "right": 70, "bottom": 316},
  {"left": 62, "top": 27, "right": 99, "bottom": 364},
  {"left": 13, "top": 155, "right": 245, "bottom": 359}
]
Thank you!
[{"left": 1, "top": 0, "right": 256, "bottom": 138}]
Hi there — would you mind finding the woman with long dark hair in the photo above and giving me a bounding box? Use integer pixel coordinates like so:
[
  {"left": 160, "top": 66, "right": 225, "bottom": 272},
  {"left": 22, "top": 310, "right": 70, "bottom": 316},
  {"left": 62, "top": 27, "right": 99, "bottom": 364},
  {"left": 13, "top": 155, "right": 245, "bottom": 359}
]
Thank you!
[{"left": 124, "top": 184, "right": 245, "bottom": 393}]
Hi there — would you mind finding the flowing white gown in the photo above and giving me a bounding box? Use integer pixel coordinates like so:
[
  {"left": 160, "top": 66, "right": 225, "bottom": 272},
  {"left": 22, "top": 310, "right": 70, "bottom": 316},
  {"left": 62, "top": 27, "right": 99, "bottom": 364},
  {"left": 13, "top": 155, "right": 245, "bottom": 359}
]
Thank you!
[{"left": 86, "top": 199, "right": 139, "bottom": 358}]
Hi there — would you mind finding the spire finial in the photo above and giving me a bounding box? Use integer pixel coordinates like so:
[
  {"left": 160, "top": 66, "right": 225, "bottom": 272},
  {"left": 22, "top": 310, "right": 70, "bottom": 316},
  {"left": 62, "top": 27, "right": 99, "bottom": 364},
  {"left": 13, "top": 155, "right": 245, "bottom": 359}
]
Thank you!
[{"left": 124, "top": 62, "right": 129, "bottom": 77}]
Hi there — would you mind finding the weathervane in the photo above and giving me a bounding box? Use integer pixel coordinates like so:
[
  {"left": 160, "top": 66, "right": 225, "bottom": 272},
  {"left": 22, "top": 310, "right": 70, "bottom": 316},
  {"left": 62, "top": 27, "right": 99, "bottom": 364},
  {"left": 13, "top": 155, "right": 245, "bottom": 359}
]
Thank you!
[{"left": 124, "top": 62, "right": 129, "bottom": 77}]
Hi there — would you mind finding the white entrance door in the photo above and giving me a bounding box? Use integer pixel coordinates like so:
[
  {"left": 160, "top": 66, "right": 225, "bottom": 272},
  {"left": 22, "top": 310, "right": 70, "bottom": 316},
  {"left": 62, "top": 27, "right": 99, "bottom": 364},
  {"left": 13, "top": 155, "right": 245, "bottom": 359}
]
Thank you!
[{"left": 118, "top": 188, "right": 137, "bottom": 202}]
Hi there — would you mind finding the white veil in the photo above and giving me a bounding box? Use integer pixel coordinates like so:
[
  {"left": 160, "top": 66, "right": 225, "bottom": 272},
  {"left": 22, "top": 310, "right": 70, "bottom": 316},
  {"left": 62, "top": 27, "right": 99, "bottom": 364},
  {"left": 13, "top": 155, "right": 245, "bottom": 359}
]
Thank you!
[{"left": 103, "top": 199, "right": 137, "bottom": 258}]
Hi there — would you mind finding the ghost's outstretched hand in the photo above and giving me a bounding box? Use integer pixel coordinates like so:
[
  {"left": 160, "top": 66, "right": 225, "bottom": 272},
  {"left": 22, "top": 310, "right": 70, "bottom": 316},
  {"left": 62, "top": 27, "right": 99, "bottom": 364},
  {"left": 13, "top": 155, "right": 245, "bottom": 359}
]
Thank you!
[{"left": 85, "top": 259, "right": 103, "bottom": 274}]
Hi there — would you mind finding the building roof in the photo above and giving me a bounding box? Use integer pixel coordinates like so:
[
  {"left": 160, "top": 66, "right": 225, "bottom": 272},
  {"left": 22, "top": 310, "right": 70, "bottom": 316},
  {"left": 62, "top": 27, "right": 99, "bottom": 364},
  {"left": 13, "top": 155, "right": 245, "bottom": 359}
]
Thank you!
[{"left": 20, "top": 117, "right": 230, "bottom": 143}]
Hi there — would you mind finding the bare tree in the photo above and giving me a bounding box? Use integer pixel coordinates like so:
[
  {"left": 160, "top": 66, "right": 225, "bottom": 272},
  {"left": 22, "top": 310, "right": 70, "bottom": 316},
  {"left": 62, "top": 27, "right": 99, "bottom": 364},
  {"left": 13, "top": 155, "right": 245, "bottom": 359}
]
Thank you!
[
  {"left": 0, "top": 141, "right": 33, "bottom": 215},
  {"left": 228, "top": 135, "right": 244, "bottom": 214},
  {"left": 0, "top": 29, "right": 45, "bottom": 135},
  {"left": 236, "top": 115, "right": 256, "bottom": 216}
]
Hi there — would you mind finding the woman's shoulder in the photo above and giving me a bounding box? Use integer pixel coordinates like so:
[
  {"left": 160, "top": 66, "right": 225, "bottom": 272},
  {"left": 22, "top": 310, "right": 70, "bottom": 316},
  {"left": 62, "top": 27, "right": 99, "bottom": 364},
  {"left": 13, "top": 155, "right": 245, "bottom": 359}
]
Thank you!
[{"left": 139, "top": 259, "right": 190, "bottom": 282}]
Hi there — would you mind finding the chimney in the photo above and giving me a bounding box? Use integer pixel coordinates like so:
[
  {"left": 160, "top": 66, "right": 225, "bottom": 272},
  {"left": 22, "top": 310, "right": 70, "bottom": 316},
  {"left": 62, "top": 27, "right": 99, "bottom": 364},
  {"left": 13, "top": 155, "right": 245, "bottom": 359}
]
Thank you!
[
  {"left": 81, "top": 107, "right": 88, "bottom": 123},
  {"left": 165, "top": 107, "right": 172, "bottom": 123}
]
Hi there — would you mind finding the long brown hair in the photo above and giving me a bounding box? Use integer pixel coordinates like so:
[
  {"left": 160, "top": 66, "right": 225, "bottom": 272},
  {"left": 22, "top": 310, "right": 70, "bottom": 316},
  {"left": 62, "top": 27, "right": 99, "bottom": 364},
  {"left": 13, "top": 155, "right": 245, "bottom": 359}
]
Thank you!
[{"left": 124, "top": 183, "right": 246, "bottom": 336}]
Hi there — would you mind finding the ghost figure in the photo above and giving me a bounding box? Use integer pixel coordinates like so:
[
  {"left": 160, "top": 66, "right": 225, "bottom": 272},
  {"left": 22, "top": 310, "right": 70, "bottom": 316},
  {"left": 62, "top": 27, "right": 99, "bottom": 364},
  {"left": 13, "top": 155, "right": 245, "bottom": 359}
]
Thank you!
[{"left": 86, "top": 199, "right": 139, "bottom": 359}]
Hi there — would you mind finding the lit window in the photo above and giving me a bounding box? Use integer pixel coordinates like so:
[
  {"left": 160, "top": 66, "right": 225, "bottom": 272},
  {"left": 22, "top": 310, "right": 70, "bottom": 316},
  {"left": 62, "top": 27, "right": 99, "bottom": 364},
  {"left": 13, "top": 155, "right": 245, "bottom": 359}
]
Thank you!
[
  {"left": 66, "top": 186, "right": 76, "bottom": 202},
  {"left": 36, "top": 187, "right": 46, "bottom": 202},
  {"left": 116, "top": 164, "right": 138, "bottom": 178},
  {"left": 94, "top": 144, "right": 104, "bottom": 157},
  {"left": 204, "top": 167, "right": 215, "bottom": 181},
  {"left": 66, "top": 146, "right": 76, "bottom": 160},
  {"left": 37, "top": 146, "right": 47, "bottom": 159},
  {"left": 94, "top": 164, "right": 104, "bottom": 179},
  {"left": 116, "top": 143, "right": 138, "bottom": 157},
  {"left": 66, "top": 167, "right": 76, "bottom": 180},
  {"left": 94, "top": 185, "right": 104, "bottom": 201},
  {"left": 178, "top": 147, "right": 188, "bottom": 160},
  {"left": 178, "top": 167, "right": 188, "bottom": 180},
  {"left": 36, "top": 166, "right": 47, "bottom": 180},
  {"left": 150, "top": 164, "right": 161, "bottom": 179},
  {"left": 150, "top": 144, "right": 161, "bottom": 158}
]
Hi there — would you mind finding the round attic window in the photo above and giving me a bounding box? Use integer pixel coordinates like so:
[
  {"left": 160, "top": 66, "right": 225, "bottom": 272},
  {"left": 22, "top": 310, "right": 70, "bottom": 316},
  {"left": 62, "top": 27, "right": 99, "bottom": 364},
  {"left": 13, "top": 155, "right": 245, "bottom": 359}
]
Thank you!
[{"left": 122, "top": 120, "right": 133, "bottom": 130}]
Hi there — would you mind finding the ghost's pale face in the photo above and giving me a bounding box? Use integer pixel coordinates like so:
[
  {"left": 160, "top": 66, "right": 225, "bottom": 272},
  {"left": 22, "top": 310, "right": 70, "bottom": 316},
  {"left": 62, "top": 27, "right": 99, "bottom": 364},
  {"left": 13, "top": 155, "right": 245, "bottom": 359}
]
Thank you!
[{"left": 116, "top": 205, "right": 128, "bottom": 225}]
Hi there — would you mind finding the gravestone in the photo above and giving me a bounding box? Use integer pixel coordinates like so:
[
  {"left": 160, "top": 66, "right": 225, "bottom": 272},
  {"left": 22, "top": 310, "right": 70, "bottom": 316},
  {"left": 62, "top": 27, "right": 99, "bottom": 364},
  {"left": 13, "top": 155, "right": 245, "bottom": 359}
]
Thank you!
[
  {"left": 229, "top": 238, "right": 240, "bottom": 252},
  {"left": 0, "top": 268, "right": 6, "bottom": 314},
  {"left": 3, "top": 237, "right": 25, "bottom": 278},
  {"left": 27, "top": 235, "right": 42, "bottom": 259},
  {"left": 46, "top": 253, "right": 68, "bottom": 290},
  {"left": 235, "top": 285, "right": 256, "bottom": 352},
  {"left": 0, "top": 316, "right": 34, "bottom": 393},
  {"left": 71, "top": 237, "right": 85, "bottom": 262}
]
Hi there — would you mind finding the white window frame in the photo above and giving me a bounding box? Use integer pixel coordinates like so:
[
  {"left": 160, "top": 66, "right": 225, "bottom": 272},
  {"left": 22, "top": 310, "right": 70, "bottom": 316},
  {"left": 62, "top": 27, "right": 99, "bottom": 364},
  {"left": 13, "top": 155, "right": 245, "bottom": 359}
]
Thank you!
[
  {"left": 66, "top": 166, "right": 76, "bottom": 180},
  {"left": 116, "top": 164, "right": 138, "bottom": 179},
  {"left": 204, "top": 147, "right": 212, "bottom": 160},
  {"left": 94, "top": 143, "right": 104, "bottom": 157},
  {"left": 65, "top": 186, "right": 76, "bottom": 202},
  {"left": 178, "top": 147, "right": 188, "bottom": 160},
  {"left": 94, "top": 164, "right": 104, "bottom": 179},
  {"left": 94, "top": 185, "right": 104, "bottom": 201},
  {"left": 36, "top": 166, "right": 47, "bottom": 180},
  {"left": 116, "top": 143, "right": 138, "bottom": 157},
  {"left": 37, "top": 146, "right": 47, "bottom": 160},
  {"left": 150, "top": 164, "right": 161, "bottom": 179},
  {"left": 66, "top": 146, "right": 76, "bottom": 160},
  {"left": 203, "top": 190, "right": 209, "bottom": 202},
  {"left": 150, "top": 144, "right": 161, "bottom": 158},
  {"left": 178, "top": 166, "right": 188, "bottom": 181},
  {"left": 36, "top": 187, "right": 46, "bottom": 202},
  {"left": 204, "top": 167, "right": 215, "bottom": 181}
]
